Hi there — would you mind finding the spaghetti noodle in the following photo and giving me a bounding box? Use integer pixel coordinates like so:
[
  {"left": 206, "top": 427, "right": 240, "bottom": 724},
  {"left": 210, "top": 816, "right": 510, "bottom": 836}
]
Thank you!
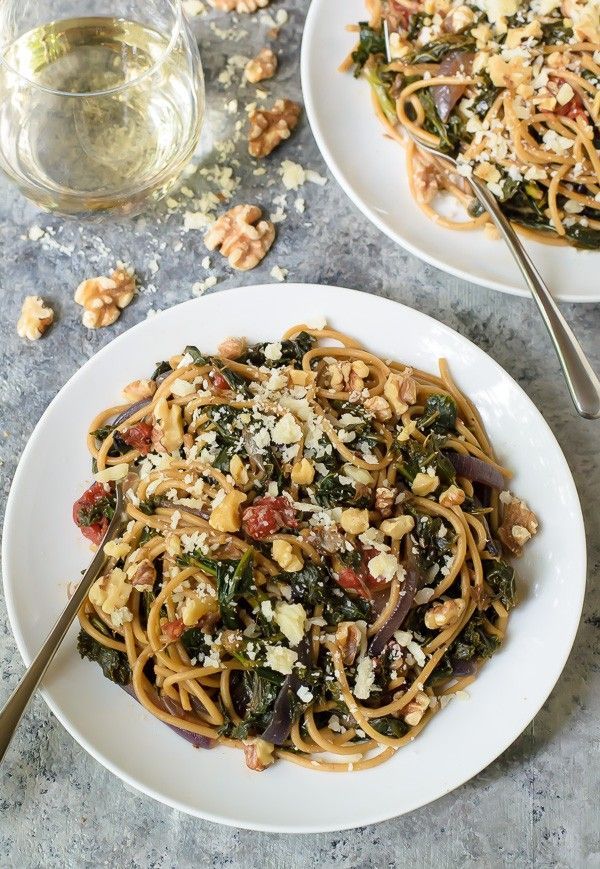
[
  {"left": 74, "top": 324, "right": 538, "bottom": 772},
  {"left": 345, "top": 0, "right": 600, "bottom": 247}
]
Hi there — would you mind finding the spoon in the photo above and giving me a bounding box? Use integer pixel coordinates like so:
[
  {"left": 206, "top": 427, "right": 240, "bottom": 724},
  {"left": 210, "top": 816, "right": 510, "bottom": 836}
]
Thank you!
[
  {"left": 0, "top": 482, "right": 128, "bottom": 764},
  {"left": 381, "top": 24, "right": 600, "bottom": 419}
]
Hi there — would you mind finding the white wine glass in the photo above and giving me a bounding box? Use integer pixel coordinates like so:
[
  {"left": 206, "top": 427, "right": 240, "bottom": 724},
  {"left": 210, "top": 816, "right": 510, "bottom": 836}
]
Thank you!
[{"left": 0, "top": 0, "right": 205, "bottom": 216}]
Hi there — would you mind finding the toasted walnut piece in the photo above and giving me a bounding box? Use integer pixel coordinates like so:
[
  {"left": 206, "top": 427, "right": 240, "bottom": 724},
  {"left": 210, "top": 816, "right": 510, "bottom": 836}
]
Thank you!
[
  {"left": 89, "top": 568, "right": 131, "bottom": 616},
  {"left": 439, "top": 484, "right": 466, "bottom": 508},
  {"left": 413, "top": 160, "right": 440, "bottom": 205},
  {"left": 383, "top": 368, "right": 418, "bottom": 415},
  {"left": 403, "top": 690, "right": 430, "bottom": 727},
  {"left": 230, "top": 454, "right": 249, "bottom": 486},
  {"left": 17, "top": 295, "right": 54, "bottom": 341},
  {"left": 289, "top": 368, "right": 315, "bottom": 387},
  {"left": 131, "top": 559, "right": 157, "bottom": 590},
  {"left": 122, "top": 378, "right": 157, "bottom": 402},
  {"left": 411, "top": 472, "right": 439, "bottom": 497},
  {"left": 218, "top": 336, "right": 248, "bottom": 359},
  {"left": 335, "top": 622, "right": 364, "bottom": 666},
  {"left": 204, "top": 204, "right": 275, "bottom": 271},
  {"left": 291, "top": 458, "right": 315, "bottom": 486},
  {"left": 248, "top": 98, "right": 301, "bottom": 158},
  {"left": 74, "top": 266, "right": 136, "bottom": 329},
  {"left": 210, "top": 0, "right": 269, "bottom": 10},
  {"left": 166, "top": 534, "right": 182, "bottom": 557},
  {"left": 380, "top": 515, "right": 415, "bottom": 540},
  {"left": 245, "top": 47, "right": 278, "bottom": 84},
  {"left": 327, "top": 359, "right": 369, "bottom": 393},
  {"left": 364, "top": 395, "right": 392, "bottom": 422},
  {"left": 498, "top": 495, "right": 538, "bottom": 556},
  {"left": 340, "top": 508, "right": 370, "bottom": 535},
  {"left": 209, "top": 490, "right": 247, "bottom": 533},
  {"left": 243, "top": 738, "right": 275, "bottom": 771},
  {"left": 375, "top": 486, "right": 395, "bottom": 518},
  {"left": 153, "top": 396, "right": 184, "bottom": 453},
  {"left": 271, "top": 539, "right": 304, "bottom": 572},
  {"left": 424, "top": 598, "right": 466, "bottom": 630}
]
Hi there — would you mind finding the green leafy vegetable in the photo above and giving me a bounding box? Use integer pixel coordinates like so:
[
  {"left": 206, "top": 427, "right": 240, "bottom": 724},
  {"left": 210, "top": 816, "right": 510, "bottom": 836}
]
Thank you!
[
  {"left": 351, "top": 22, "right": 386, "bottom": 74},
  {"left": 450, "top": 612, "right": 500, "bottom": 661},
  {"left": 77, "top": 629, "right": 131, "bottom": 685},
  {"left": 151, "top": 360, "right": 171, "bottom": 381},
  {"left": 183, "top": 345, "right": 209, "bottom": 366},
  {"left": 369, "top": 716, "right": 409, "bottom": 738},
  {"left": 216, "top": 548, "right": 255, "bottom": 629},
  {"left": 472, "top": 74, "right": 499, "bottom": 119},
  {"left": 408, "top": 34, "right": 474, "bottom": 65},
  {"left": 417, "top": 394, "right": 457, "bottom": 434},
  {"left": 242, "top": 332, "right": 315, "bottom": 368},
  {"left": 363, "top": 66, "right": 398, "bottom": 124},
  {"left": 286, "top": 564, "right": 371, "bottom": 624},
  {"left": 541, "top": 20, "right": 574, "bottom": 43},
  {"left": 315, "top": 473, "right": 372, "bottom": 509},
  {"left": 181, "top": 627, "right": 211, "bottom": 660},
  {"left": 76, "top": 494, "right": 115, "bottom": 527},
  {"left": 484, "top": 558, "right": 516, "bottom": 610},
  {"left": 406, "top": 509, "right": 455, "bottom": 574},
  {"left": 226, "top": 668, "right": 284, "bottom": 739},
  {"left": 396, "top": 435, "right": 456, "bottom": 485}
]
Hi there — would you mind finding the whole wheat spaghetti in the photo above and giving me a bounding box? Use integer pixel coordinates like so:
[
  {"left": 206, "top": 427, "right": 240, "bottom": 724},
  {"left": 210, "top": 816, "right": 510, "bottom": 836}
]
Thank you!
[
  {"left": 344, "top": 0, "right": 600, "bottom": 248},
  {"left": 74, "top": 324, "right": 538, "bottom": 771}
]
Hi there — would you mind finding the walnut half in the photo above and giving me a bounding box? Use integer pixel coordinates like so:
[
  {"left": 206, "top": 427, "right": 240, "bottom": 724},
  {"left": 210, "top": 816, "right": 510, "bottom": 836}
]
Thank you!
[
  {"left": 245, "top": 47, "right": 278, "bottom": 84},
  {"left": 248, "top": 99, "right": 301, "bottom": 158},
  {"left": 204, "top": 204, "right": 275, "bottom": 270},
  {"left": 74, "top": 266, "right": 136, "bottom": 329},
  {"left": 17, "top": 295, "right": 54, "bottom": 340}
]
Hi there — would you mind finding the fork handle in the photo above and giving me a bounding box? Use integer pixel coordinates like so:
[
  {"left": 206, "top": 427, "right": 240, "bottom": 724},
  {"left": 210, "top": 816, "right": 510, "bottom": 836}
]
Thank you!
[
  {"left": 470, "top": 176, "right": 600, "bottom": 420},
  {"left": 0, "top": 544, "right": 110, "bottom": 764}
]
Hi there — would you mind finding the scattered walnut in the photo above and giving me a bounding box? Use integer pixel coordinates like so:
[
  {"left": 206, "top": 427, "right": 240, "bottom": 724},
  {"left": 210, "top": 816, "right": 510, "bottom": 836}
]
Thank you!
[
  {"left": 498, "top": 494, "right": 538, "bottom": 556},
  {"left": 74, "top": 266, "right": 136, "bottom": 329},
  {"left": 122, "top": 378, "right": 157, "bottom": 402},
  {"left": 209, "top": 489, "right": 247, "bottom": 532},
  {"left": 383, "top": 368, "right": 417, "bottom": 415},
  {"left": 439, "top": 484, "right": 466, "bottom": 508},
  {"left": 152, "top": 397, "right": 184, "bottom": 453},
  {"left": 364, "top": 395, "right": 392, "bottom": 422},
  {"left": 248, "top": 99, "right": 301, "bottom": 158},
  {"left": 413, "top": 160, "right": 440, "bottom": 205},
  {"left": 380, "top": 515, "right": 414, "bottom": 540},
  {"left": 271, "top": 539, "right": 304, "bottom": 572},
  {"left": 403, "top": 691, "right": 430, "bottom": 727},
  {"left": 204, "top": 204, "right": 275, "bottom": 271},
  {"left": 17, "top": 295, "right": 54, "bottom": 341},
  {"left": 210, "top": 0, "right": 269, "bottom": 11},
  {"left": 327, "top": 359, "right": 370, "bottom": 393},
  {"left": 131, "top": 559, "right": 157, "bottom": 590},
  {"left": 245, "top": 47, "right": 277, "bottom": 84},
  {"left": 218, "top": 336, "right": 248, "bottom": 359},
  {"left": 411, "top": 472, "right": 439, "bottom": 497},
  {"left": 424, "top": 598, "right": 466, "bottom": 630},
  {"left": 335, "top": 622, "right": 364, "bottom": 666},
  {"left": 375, "top": 486, "right": 395, "bottom": 518},
  {"left": 243, "top": 738, "right": 275, "bottom": 771}
]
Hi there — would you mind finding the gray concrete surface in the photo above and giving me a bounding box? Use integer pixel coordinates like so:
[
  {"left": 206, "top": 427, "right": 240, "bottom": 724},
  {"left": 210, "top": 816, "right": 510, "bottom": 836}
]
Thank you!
[{"left": 0, "top": 2, "right": 599, "bottom": 867}]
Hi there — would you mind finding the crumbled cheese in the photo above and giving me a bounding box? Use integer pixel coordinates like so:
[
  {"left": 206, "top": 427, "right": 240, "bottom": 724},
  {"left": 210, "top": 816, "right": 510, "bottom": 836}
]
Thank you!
[
  {"left": 353, "top": 656, "right": 375, "bottom": 700},
  {"left": 265, "top": 644, "right": 298, "bottom": 675},
  {"left": 263, "top": 341, "right": 282, "bottom": 361},
  {"left": 171, "top": 377, "right": 195, "bottom": 397},
  {"left": 273, "top": 602, "right": 307, "bottom": 647},
  {"left": 367, "top": 552, "right": 400, "bottom": 583},
  {"left": 297, "top": 685, "right": 314, "bottom": 704},
  {"left": 272, "top": 412, "right": 302, "bottom": 445},
  {"left": 270, "top": 265, "right": 288, "bottom": 282},
  {"left": 261, "top": 600, "right": 274, "bottom": 622},
  {"left": 94, "top": 463, "right": 129, "bottom": 483}
]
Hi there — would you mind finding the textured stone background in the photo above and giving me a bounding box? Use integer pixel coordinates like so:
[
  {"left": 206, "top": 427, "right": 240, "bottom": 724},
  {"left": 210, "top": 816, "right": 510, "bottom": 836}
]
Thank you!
[{"left": 0, "top": 2, "right": 599, "bottom": 867}]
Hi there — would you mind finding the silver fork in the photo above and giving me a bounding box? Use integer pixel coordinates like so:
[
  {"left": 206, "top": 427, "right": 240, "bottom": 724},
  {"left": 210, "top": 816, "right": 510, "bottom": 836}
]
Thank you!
[
  {"left": 0, "top": 482, "right": 128, "bottom": 764},
  {"left": 382, "top": 26, "right": 600, "bottom": 419}
]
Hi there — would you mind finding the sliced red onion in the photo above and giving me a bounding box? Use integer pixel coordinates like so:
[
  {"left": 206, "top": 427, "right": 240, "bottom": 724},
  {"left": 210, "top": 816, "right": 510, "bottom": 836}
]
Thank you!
[
  {"left": 432, "top": 51, "right": 474, "bottom": 122},
  {"left": 369, "top": 568, "right": 418, "bottom": 658},
  {"left": 112, "top": 398, "right": 152, "bottom": 427},
  {"left": 445, "top": 451, "right": 505, "bottom": 489},
  {"left": 121, "top": 684, "right": 214, "bottom": 750},
  {"left": 261, "top": 637, "right": 310, "bottom": 746},
  {"left": 449, "top": 658, "right": 477, "bottom": 676}
]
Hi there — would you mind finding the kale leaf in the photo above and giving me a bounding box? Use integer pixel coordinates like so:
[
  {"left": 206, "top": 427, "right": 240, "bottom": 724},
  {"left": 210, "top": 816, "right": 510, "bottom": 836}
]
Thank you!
[
  {"left": 217, "top": 548, "right": 255, "bottom": 629},
  {"left": 408, "top": 34, "right": 474, "bottom": 64},
  {"left": 396, "top": 436, "right": 456, "bottom": 485},
  {"left": 315, "top": 473, "right": 372, "bottom": 509},
  {"left": 450, "top": 613, "right": 500, "bottom": 661},
  {"left": 351, "top": 22, "right": 387, "bottom": 74},
  {"left": 151, "top": 360, "right": 172, "bottom": 381},
  {"left": 369, "top": 716, "right": 409, "bottom": 738},
  {"left": 77, "top": 629, "right": 131, "bottom": 685},
  {"left": 406, "top": 509, "right": 455, "bottom": 574},
  {"left": 180, "top": 627, "right": 211, "bottom": 660},
  {"left": 75, "top": 494, "right": 116, "bottom": 527},
  {"left": 285, "top": 564, "right": 371, "bottom": 624},
  {"left": 484, "top": 558, "right": 516, "bottom": 610},
  {"left": 417, "top": 394, "right": 457, "bottom": 434},
  {"left": 183, "top": 345, "right": 209, "bottom": 366},
  {"left": 242, "top": 332, "right": 315, "bottom": 368},
  {"left": 226, "top": 668, "right": 284, "bottom": 739}
]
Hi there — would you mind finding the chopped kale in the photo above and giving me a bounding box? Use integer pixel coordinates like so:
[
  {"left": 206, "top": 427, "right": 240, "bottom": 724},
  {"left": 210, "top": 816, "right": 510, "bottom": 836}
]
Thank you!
[
  {"left": 183, "top": 345, "right": 209, "bottom": 366},
  {"left": 225, "top": 668, "right": 284, "bottom": 739},
  {"left": 285, "top": 564, "right": 371, "bottom": 624},
  {"left": 77, "top": 629, "right": 131, "bottom": 685},
  {"left": 471, "top": 74, "right": 499, "bottom": 119},
  {"left": 396, "top": 435, "right": 456, "bottom": 486},
  {"left": 450, "top": 612, "right": 501, "bottom": 661},
  {"left": 541, "top": 20, "right": 574, "bottom": 43},
  {"left": 406, "top": 509, "right": 455, "bottom": 574},
  {"left": 242, "top": 331, "right": 315, "bottom": 368},
  {"left": 76, "top": 494, "right": 115, "bottom": 527},
  {"left": 369, "top": 716, "right": 409, "bottom": 738},
  {"left": 484, "top": 558, "right": 517, "bottom": 610},
  {"left": 351, "top": 22, "right": 386, "bottom": 74},
  {"left": 417, "top": 394, "right": 457, "bottom": 434},
  {"left": 180, "top": 627, "right": 211, "bottom": 661},
  {"left": 315, "top": 473, "right": 372, "bottom": 509},
  {"left": 151, "top": 360, "right": 172, "bottom": 381},
  {"left": 408, "top": 34, "right": 474, "bottom": 65}
]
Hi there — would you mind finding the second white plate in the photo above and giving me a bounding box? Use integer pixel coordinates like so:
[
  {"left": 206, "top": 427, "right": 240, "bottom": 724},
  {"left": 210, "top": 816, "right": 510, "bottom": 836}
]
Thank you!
[{"left": 301, "top": 0, "right": 600, "bottom": 302}]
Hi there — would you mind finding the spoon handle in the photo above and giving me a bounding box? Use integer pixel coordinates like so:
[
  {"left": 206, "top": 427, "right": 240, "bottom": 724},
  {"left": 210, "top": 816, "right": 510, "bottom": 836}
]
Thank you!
[
  {"left": 470, "top": 176, "right": 600, "bottom": 419},
  {"left": 0, "top": 487, "right": 125, "bottom": 765}
]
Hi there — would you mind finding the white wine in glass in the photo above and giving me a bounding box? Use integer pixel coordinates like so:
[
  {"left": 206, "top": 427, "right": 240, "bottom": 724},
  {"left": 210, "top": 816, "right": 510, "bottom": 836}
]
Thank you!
[{"left": 0, "top": 1, "right": 204, "bottom": 216}]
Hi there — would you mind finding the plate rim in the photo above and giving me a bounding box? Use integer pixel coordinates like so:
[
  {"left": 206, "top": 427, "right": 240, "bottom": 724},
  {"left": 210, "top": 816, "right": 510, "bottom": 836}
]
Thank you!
[
  {"left": 1, "top": 283, "right": 587, "bottom": 832},
  {"left": 300, "top": 0, "right": 600, "bottom": 304}
]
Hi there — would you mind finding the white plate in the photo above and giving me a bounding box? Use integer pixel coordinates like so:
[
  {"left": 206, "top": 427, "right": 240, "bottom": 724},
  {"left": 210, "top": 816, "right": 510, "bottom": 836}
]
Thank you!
[
  {"left": 2, "top": 284, "right": 585, "bottom": 832},
  {"left": 301, "top": 0, "right": 600, "bottom": 302}
]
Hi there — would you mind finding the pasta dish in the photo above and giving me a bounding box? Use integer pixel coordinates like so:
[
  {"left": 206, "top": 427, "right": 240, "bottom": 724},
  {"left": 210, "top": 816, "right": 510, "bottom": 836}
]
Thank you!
[
  {"left": 344, "top": 0, "right": 600, "bottom": 248},
  {"left": 73, "top": 323, "right": 538, "bottom": 772}
]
